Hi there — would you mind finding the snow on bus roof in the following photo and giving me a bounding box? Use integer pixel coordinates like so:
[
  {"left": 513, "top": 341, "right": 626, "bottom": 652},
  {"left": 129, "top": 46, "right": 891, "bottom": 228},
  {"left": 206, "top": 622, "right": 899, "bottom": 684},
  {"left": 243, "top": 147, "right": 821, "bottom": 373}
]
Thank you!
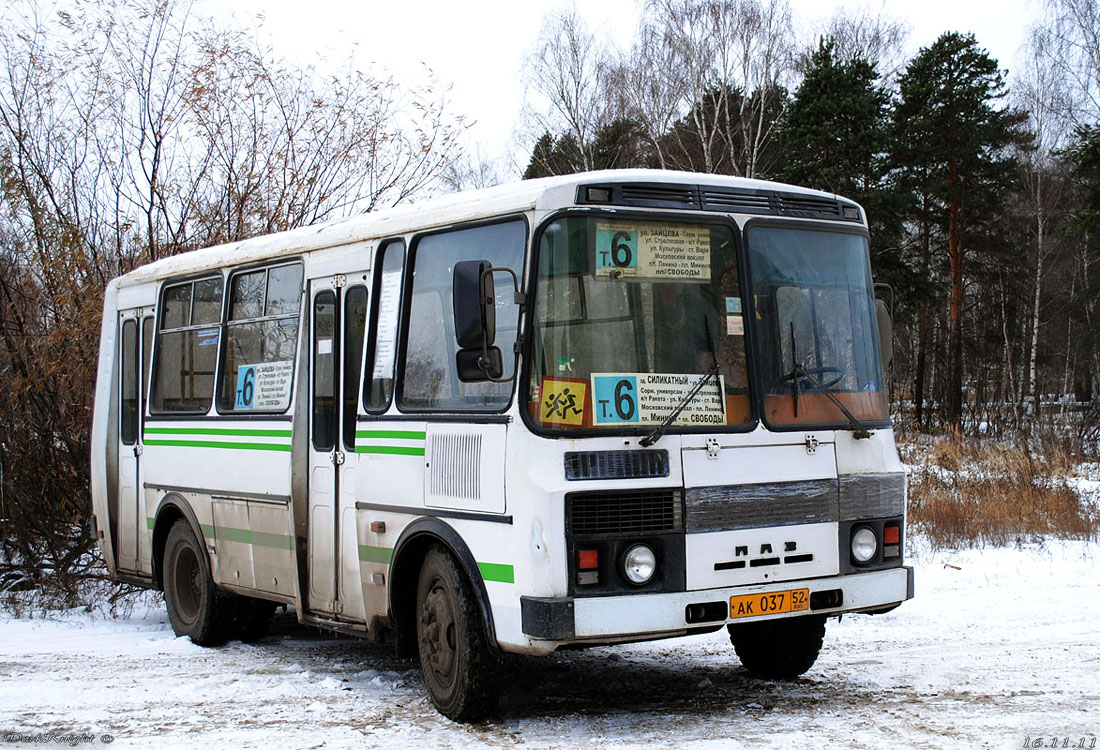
[{"left": 115, "top": 169, "right": 837, "bottom": 288}]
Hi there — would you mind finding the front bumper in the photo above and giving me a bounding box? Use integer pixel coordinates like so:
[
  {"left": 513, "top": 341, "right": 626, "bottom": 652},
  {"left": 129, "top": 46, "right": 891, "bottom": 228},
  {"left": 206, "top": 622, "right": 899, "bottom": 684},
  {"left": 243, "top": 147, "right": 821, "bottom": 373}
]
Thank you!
[{"left": 521, "top": 565, "right": 913, "bottom": 643}]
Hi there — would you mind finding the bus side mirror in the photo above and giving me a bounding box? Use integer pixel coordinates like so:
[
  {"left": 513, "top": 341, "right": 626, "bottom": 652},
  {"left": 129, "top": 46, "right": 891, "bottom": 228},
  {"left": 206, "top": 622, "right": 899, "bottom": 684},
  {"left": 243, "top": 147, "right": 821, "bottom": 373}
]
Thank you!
[
  {"left": 456, "top": 347, "right": 503, "bottom": 381},
  {"left": 454, "top": 260, "right": 505, "bottom": 382},
  {"left": 875, "top": 298, "right": 893, "bottom": 370},
  {"left": 454, "top": 259, "right": 496, "bottom": 349}
]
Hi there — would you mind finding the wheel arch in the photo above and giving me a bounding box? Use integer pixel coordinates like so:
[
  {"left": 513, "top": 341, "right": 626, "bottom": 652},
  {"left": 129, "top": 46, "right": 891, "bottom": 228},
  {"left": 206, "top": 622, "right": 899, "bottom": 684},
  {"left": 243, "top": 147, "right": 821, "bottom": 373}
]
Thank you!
[
  {"left": 151, "top": 494, "right": 207, "bottom": 590},
  {"left": 388, "top": 517, "right": 500, "bottom": 657}
]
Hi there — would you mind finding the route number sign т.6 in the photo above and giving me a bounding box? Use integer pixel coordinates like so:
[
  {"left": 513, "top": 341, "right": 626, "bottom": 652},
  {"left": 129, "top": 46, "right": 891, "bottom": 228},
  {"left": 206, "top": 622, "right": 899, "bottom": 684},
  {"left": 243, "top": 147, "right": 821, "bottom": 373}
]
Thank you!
[
  {"left": 594, "top": 222, "right": 712, "bottom": 282},
  {"left": 590, "top": 372, "right": 726, "bottom": 426}
]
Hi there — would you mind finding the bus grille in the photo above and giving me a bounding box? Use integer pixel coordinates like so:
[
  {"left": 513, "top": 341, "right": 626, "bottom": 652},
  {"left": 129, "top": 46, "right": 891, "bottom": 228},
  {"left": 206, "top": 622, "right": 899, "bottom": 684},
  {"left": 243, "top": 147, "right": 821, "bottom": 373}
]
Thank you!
[
  {"left": 566, "top": 489, "right": 683, "bottom": 536},
  {"left": 575, "top": 181, "right": 859, "bottom": 222},
  {"left": 563, "top": 450, "right": 669, "bottom": 481},
  {"left": 428, "top": 433, "right": 482, "bottom": 500}
]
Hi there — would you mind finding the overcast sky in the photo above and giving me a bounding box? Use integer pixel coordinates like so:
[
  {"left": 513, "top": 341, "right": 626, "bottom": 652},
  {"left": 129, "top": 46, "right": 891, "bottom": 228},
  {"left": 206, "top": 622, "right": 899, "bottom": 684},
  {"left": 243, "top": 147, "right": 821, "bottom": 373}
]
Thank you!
[{"left": 198, "top": 0, "right": 1040, "bottom": 178}]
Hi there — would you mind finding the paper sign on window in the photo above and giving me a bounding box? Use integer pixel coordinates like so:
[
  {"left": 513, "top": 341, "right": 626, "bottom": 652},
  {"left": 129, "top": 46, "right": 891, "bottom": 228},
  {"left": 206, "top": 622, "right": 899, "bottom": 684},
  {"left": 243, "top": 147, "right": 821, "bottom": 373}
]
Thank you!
[
  {"left": 591, "top": 372, "right": 726, "bottom": 426},
  {"left": 594, "top": 222, "right": 712, "bottom": 282},
  {"left": 234, "top": 361, "right": 294, "bottom": 411},
  {"left": 372, "top": 269, "right": 402, "bottom": 378}
]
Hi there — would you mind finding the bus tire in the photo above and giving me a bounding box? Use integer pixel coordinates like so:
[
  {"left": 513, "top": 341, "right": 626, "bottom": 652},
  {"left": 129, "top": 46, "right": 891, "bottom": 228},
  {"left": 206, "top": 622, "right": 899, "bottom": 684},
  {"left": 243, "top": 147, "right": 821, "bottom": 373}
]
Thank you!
[
  {"left": 728, "top": 614, "right": 826, "bottom": 680},
  {"left": 163, "top": 519, "right": 228, "bottom": 647},
  {"left": 415, "top": 544, "right": 500, "bottom": 721}
]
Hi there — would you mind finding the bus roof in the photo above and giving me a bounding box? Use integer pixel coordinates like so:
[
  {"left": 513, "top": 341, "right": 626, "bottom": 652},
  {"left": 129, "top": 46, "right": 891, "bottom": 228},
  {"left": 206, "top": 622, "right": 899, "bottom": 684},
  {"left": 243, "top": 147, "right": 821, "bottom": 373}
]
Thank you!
[{"left": 115, "top": 169, "right": 849, "bottom": 288}]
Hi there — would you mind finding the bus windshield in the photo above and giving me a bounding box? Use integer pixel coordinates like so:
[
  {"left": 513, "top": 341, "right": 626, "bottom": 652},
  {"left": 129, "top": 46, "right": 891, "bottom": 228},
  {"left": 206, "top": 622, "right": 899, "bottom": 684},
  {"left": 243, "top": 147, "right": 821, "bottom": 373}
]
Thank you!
[
  {"left": 526, "top": 216, "right": 751, "bottom": 431},
  {"left": 746, "top": 224, "right": 888, "bottom": 427}
]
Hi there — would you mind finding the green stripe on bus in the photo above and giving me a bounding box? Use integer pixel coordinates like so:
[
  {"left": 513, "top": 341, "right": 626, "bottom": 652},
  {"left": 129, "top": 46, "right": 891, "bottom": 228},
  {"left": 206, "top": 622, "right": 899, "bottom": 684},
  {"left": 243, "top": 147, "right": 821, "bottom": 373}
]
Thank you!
[
  {"left": 200, "top": 523, "right": 215, "bottom": 539},
  {"left": 143, "top": 439, "right": 292, "bottom": 452},
  {"left": 215, "top": 526, "right": 253, "bottom": 545},
  {"left": 356, "top": 545, "right": 512, "bottom": 584},
  {"left": 354, "top": 445, "right": 426, "bottom": 456},
  {"left": 358, "top": 545, "right": 394, "bottom": 564},
  {"left": 206, "top": 526, "right": 293, "bottom": 550},
  {"left": 252, "top": 530, "right": 295, "bottom": 550},
  {"left": 145, "top": 427, "right": 293, "bottom": 438},
  {"left": 146, "top": 517, "right": 156, "bottom": 530},
  {"left": 355, "top": 430, "right": 426, "bottom": 441},
  {"left": 477, "top": 562, "right": 515, "bottom": 584}
]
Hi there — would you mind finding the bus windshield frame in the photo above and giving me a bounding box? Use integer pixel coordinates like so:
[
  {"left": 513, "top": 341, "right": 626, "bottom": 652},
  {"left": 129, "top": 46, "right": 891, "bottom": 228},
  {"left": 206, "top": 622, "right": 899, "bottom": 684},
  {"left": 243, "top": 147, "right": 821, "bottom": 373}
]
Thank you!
[{"left": 522, "top": 211, "right": 890, "bottom": 438}]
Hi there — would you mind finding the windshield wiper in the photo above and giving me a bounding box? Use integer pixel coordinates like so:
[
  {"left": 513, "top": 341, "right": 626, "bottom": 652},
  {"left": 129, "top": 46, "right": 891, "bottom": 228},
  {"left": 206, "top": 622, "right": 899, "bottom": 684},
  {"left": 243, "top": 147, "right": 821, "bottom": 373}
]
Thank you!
[
  {"left": 784, "top": 322, "right": 872, "bottom": 439},
  {"left": 639, "top": 362, "right": 720, "bottom": 447},
  {"left": 790, "top": 362, "right": 874, "bottom": 440}
]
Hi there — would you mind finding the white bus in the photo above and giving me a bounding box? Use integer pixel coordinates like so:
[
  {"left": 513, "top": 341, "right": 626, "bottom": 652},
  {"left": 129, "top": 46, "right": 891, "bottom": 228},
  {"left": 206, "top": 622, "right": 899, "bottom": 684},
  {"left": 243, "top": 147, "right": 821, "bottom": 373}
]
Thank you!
[{"left": 91, "top": 170, "right": 912, "bottom": 720}]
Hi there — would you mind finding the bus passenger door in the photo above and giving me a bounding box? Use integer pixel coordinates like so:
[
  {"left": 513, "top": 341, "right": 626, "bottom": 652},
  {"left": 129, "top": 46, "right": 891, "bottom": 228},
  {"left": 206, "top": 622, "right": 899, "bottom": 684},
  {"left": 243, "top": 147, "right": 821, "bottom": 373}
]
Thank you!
[
  {"left": 116, "top": 311, "right": 150, "bottom": 573},
  {"left": 307, "top": 275, "right": 368, "bottom": 619}
]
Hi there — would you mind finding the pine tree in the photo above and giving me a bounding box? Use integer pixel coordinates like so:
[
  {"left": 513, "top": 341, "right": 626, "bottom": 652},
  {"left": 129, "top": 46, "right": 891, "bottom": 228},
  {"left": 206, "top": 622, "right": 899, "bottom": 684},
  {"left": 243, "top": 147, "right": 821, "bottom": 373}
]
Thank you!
[
  {"left": 892, "top": 32, "right": 1028, "bottom": 427},
  {"left": 1063, "top": 126, "right": 1100, "bottom": 404},
  {"left": 523, "top": 132, "right": 585, "bottom": 179},
  {"left": 776, "top": 39, "right": 889, "bottom": 195}
]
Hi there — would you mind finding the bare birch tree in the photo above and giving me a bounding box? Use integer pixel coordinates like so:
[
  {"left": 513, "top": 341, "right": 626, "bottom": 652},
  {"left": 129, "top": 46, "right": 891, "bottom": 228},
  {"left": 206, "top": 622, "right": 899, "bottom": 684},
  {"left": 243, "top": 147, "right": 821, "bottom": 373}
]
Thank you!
[
  {"left": 1035, "top": 0, "right": 1100, "bottom": 125},
  {"left": 632, "top": 0, "right": 794, "bottom": 177},
  {"left": 522, "top": 7, "right": 609, "bottom": 173},
  {"left": 797, "top": 4, "right": 910, "bottom": 82},
  {"left": 607, "top": 21, "right": 685, "bottom": 169},
  {"left": 1015, "top": 30, "right": 1074, "bottom": 418}
]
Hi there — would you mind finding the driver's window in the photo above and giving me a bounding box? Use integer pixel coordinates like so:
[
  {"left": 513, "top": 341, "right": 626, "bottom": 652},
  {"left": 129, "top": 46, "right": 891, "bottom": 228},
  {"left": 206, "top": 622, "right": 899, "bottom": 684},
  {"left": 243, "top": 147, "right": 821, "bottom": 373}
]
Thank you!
[{"left": 399, "top": 219, "right": 525, "bottom": 412}]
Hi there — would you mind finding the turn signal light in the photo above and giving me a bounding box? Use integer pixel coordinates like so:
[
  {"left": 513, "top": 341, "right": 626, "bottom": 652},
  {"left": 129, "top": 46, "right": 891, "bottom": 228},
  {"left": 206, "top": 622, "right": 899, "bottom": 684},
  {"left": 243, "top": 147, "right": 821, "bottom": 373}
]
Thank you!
[
  {"left": 883, "top": 525, "right": 900, "bottom": 545},
  {"left": 576, "top": 548, "right": 599, "bottom": 586}
]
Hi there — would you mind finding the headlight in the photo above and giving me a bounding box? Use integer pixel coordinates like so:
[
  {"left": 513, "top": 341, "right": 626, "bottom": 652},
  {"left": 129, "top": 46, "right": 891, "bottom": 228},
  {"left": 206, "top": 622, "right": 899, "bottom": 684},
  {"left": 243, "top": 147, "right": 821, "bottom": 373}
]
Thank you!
[
  {"left": 622, "top": 544, "right": 656, "bottom": 585},
  {"left": 851, "top": 526, "right": 878, "bottom": 564}
]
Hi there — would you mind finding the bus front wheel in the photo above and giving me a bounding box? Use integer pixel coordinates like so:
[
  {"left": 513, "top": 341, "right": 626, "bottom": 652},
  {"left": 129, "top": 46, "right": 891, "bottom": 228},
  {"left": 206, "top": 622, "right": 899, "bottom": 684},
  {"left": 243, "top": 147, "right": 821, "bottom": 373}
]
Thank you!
[
  {"left": 415, "top": 545, "right": 500, "bottom": 721},
  {"left": 728, "top": 614, "right": 826, "bottom": 680},
  {"left": 163, "top": 519, "right": 228, "bottom": 646}
]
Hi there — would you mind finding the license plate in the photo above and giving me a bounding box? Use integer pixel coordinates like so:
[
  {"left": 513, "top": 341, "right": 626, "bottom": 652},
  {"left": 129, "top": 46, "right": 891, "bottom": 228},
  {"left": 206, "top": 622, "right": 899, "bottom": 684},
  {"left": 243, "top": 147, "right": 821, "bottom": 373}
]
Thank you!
[{"left": 729, "top": 588, "right": 810, "bottom": 619}]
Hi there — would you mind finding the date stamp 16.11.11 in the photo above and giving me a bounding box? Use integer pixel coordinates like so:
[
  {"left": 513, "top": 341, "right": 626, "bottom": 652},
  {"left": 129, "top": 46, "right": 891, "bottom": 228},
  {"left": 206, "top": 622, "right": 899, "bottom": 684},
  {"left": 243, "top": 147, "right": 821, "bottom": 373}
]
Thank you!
[{"left": 1023, "top": 737, "right": 1097, "bottom": 749}]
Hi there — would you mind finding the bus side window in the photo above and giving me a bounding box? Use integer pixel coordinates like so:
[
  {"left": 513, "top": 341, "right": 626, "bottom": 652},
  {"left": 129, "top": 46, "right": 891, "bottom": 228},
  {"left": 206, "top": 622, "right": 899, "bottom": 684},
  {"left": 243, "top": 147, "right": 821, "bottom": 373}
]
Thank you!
[
  {"left": 312, "top": 290, "right": 337, "bottom": 451},
  {"left": 120, "top": 319, "right": 138, "bottom": 445},
  {"left": 150, "top": 276, "right": 223, "bottom": 414},
  {"left": 217, "top": 263, "right": 303, "bottom": 414},
  {"left": 141, "top": 317, "right": 153, "bottom": 417},
  {"left": 343, "top": 285, "right": 368, "bottom": 450},
  {"left": 364, "top": 240, "right": 404, "bottom": 413}
]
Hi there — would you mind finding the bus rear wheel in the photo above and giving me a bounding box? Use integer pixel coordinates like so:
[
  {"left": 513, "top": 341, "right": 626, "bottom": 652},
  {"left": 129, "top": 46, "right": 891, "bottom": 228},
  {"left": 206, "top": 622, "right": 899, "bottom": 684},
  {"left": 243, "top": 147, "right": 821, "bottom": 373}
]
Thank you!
[
  {"left": 163, "top": 519, "right": 228, "bottom": 646},
  {"left": 415, "top": 545, "right": 500, "bottom": 721},
  {"left": 728, "top": 614, "right": 827, "bottom": 680}
]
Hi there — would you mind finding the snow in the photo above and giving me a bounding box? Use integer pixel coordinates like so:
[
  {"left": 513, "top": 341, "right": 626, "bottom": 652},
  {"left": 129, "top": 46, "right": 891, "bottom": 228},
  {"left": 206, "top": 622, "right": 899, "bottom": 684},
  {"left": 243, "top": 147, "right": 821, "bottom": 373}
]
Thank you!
[{"left": 2, "top": 539, "right": 1098, "bottom": 749}]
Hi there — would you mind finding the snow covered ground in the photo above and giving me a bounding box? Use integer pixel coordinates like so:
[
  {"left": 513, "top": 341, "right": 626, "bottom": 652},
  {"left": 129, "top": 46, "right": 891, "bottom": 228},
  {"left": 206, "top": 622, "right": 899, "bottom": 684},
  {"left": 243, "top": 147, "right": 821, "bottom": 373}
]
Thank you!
[{"left": 2, "top": 539, "right": 1097, "bottom": 749}]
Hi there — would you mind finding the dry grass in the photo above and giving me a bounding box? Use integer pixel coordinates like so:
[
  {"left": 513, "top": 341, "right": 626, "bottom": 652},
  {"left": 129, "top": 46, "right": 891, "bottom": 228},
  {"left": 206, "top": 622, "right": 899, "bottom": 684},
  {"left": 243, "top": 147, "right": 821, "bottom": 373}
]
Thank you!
[{"left": 904, "top": 430, "right": 1098, "bottom": 548}]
